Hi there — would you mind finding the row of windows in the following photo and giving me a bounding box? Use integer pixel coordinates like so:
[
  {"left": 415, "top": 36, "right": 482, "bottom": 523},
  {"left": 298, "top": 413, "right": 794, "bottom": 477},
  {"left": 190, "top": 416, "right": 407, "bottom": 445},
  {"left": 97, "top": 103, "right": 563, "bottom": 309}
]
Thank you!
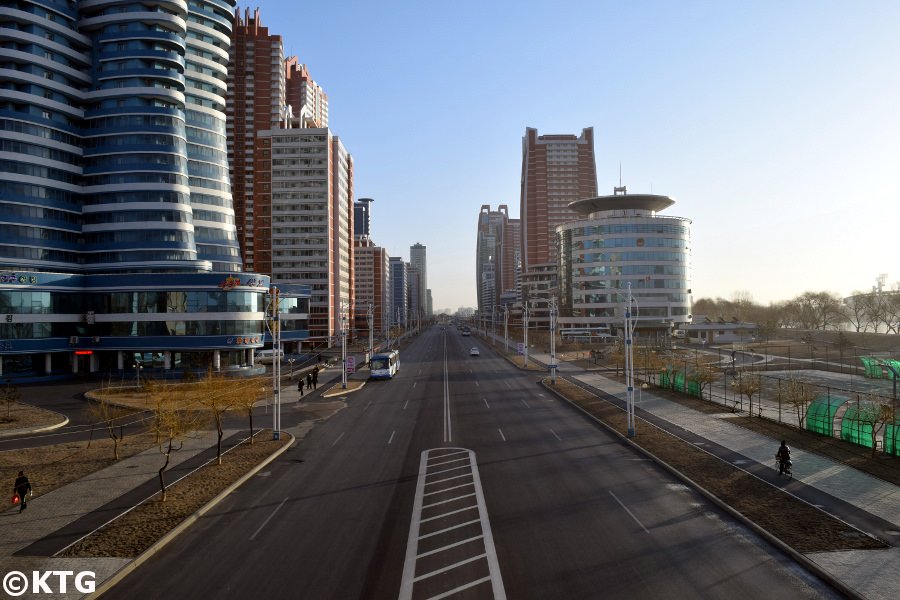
[
  {"left": 84, "top": 230, "right": 194, "bottom": 246},
  {"left": 83, "top": 134, "right": 186, "bottom": 150},
  {"left": 574, "top": 279, "right": 687, "bottom": 291},
  {"left": 573, "top": 293, "right": 689, "bottom": 304},
  {"left": 0, "top": 117, "right": 81, "bottom": 146},
  {"left": 570, "top": 223, "right": 690, "bottom": 236},
  {"left": 83, "top": 191, "right": 190, "bottom": 205},
  {"left": 570, "top": 237, "right": 688, "bottom": 250},
  {"left": 0, "top": 223, "right": 78, "bottom": 243},
  {"left": 84, "top": 114, "right": 185, "bottom": 131},
  {"left": 572, "top": 265, "right": 689, "bottom": 277},
  {"left": 573, "top": 251, "right": 688, "bottom": 264},
  {"left": 0, "top": 290, "right": 268, "bottom": 315},
  {"left": 0, "top": 201, "right": 79, "bottom": 224}
]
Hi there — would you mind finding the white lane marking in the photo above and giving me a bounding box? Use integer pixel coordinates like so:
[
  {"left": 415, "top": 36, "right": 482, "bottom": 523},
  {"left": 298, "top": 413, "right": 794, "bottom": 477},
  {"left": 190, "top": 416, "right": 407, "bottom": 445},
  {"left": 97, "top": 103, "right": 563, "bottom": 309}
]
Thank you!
[
  {"left": 426, "top": 576, "right": 493, "bottom": 600},
  {"left": 363, "top": 401, "right": 371, "bottom": 412},
  {"left": 426, "top": 473, "right": 472, "bottom": 486},
  {"left": 414, "top": 554, "right": 487, "bottom": 581},
  {"left": 248, "top": 497, "right": 288, "bottom": 541},
  {"left": 428, "top": 449, "right": 468, "bottom": 461},
  {"left": 538, "top": 393, "right": 545, "bottom": 397},
  {"left": 609, "top": 490, "right": 650, "bottom": 534},
  {"left": 416, "top": 535, "right": 484, "bottom": 559},
  {"left": 470, "top": 451, "right": 508, "bottom": 599},
  {"left": 417, "top": 519, "right": 482, "bottom": 541},
  {"left": 550, "top": 428, "right": 561, "bottom": 441},
  {"left": 498, "top": 428, "right": 506, "bottom": 442},
  {"left": 427, "top": 456, "right": 469, "bottom": 468},
  {"left": 418, "top": 369, "right": 422, "bottom": 375},
  {"left": 420, "top": 505, "right": 478, "bottom": 524},
  {"left": 413, "top": 381, "right": 417, "bottom": 389},
  {"left": 422, "top": 493, "right": 477, "bottom": 510},
  {"left": 331, "top": 432, "right": 345, "bottom": 447},
  {"left": 483, "top": 398, "right": 490, "bottom": 409},
  {"left": 520, "top": 398, "right": 530, "bottom": 408},
  {"left": 423, "top": 482, "right": 474, "bottom": 497},
  {"left": 403, "top": 399, "right": 409, "bottom": 410},
  {"left": 475, "top": 381, "right": 480, "bottom": 387},
  {"left": 388, "top": 430, "right": 396, "bottom": 445}
]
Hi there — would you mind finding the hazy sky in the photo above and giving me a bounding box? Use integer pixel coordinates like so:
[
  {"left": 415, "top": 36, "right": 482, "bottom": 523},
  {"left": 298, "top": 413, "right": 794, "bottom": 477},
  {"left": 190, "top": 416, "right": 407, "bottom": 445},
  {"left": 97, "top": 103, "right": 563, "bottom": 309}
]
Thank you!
[{"left": 256, "top": 0, "right": 899, "bottom": 312}]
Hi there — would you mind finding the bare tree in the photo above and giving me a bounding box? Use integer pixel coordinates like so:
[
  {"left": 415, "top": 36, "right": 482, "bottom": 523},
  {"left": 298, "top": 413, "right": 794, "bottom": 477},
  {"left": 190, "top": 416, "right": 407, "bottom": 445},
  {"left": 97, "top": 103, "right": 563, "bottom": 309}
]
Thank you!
[
  {"left": 196, "top": 369, "right": 238, "bottom": 465},
  {"left": 87, "top": 389, "right": 133, "bottom": 461},
  {"left": 845, "top": 292, "right": 874, "bottom": 333},
  {"left": 855, "top": 396, "right": 894, "bottom": 458},
  {"left": 0, "top": 379, "right": 20, "bottom": 419},
  {"left": 144, "top": 380, "right": 203, "bottom": 501},
  {"left": 232, "top": 377, "right": 267, "bottom": 444},
  {"left": 687, "top": 361, "right": 719, "bottom": 401},
  {"left": 782, "top": 377, "right": 817, "bottom": 429},
  {"left": 736, "top": 373, "right": 762, "bottom": 416}
]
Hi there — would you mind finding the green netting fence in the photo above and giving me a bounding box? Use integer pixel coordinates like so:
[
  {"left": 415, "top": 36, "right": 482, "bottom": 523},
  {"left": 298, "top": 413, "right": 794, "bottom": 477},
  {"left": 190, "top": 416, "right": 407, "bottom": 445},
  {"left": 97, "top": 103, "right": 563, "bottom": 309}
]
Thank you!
[
  {"left": 841, "top": 405, "right": 875, "bottom": 449},
  {"left": 859, "top": 356, "right": 883, "bottom": 378},
  {"left": 885, "top": 359, "right": 900, "bottom": 380},
  {"left": 885, "top": 423, "right": 900, "bottom": 457},
  {"left": 658, "top": 366, "right": 701, "bottom": 398},
  {"left": 805, "top": 394, "right": 848, "bottom": 436}
]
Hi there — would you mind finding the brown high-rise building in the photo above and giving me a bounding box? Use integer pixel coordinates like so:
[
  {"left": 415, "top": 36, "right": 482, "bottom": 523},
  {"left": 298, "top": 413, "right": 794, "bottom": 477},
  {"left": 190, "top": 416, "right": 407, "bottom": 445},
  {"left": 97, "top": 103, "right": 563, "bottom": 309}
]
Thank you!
[
  {"left": 227, "top": 8, "right": 285, "bottom": 272},
  {"left": 285, "top": 57, "right": 329, "bottom": 128},
  {"left": 519, "top": 127, "right": 597, "bottom": 275},
  {"left": 475, "top": 205, "right": 520, "bottom": 314}
]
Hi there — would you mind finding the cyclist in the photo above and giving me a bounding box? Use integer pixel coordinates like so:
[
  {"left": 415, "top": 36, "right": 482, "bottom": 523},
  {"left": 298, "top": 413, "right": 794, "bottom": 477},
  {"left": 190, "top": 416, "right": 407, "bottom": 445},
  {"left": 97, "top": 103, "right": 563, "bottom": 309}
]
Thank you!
[{"left": 776, "top": 440, "right": 792, "bottom": 475}]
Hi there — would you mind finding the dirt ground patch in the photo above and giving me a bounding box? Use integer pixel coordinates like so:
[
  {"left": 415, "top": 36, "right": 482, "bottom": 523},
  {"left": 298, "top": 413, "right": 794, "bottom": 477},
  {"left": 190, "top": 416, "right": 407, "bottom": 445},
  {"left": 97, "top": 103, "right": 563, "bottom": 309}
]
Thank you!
[
  {"left": 62, "top": 433, "right": 289, "bottom": 558},
  {"left": 1, "top": 433, "right": 156, "bottom": 501},
  {"left": 550, "top": 378, "right": 887, "bottom": 553},
  {"left": 0, "top": 402, "right": 67, "bottom": 431}
]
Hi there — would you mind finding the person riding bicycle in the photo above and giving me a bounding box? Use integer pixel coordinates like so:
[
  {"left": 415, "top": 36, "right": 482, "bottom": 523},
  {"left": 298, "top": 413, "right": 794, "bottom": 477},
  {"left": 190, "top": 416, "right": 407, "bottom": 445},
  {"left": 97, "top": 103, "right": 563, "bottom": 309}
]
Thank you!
[{"left": 776, "top": 440, "right": 792, "bottom": 475}]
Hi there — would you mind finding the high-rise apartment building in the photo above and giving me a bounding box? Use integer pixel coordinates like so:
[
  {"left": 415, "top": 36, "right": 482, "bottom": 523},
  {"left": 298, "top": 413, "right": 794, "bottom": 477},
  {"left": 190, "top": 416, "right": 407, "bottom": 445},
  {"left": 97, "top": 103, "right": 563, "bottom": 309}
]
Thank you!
[
  {"left": 389, "top": 258, "right": 408, "bottom": 328},
  {"left": 354, "top": 198, "right": 374, "bottom": 239},
  {"left": 520, "top": 127, "right": 597, "bottom": 274},
  {"left": 227, "top": 8, "right": 286, "bottom": 272},
  {"left": 0, "top": 0, "right": 309, "bottom": 377},
  {"left": 353, "top": 238, "right": 391, "bottom": 340},
  {"left": 285, "top": 57, "right": 329, "bottom": 128},
  {"left": 409, "top": 243, "right": 429, "bottom": 317},
  {"left": 255, "top": 127, "right": 354, "bottom": 341},
  {"left": 476, "top": 205, "right": 521, "bottom": 314}
]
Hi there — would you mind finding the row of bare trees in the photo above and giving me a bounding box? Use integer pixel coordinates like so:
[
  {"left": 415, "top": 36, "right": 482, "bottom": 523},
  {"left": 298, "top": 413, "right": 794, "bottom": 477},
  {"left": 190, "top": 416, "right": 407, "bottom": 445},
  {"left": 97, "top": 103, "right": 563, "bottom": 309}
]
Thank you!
[
  {"left": 89, "top": 372, "right": 268, "bottom": 501},
  {"left": 694, "top": 288, "right": 900, "bottom": 335}
]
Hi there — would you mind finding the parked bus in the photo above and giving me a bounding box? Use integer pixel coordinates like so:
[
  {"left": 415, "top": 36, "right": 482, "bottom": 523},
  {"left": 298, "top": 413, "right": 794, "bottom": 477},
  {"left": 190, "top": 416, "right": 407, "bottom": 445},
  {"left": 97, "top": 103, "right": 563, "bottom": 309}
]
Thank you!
[{"left": 370, "top": 350, "right": 400, "bottom": 379}]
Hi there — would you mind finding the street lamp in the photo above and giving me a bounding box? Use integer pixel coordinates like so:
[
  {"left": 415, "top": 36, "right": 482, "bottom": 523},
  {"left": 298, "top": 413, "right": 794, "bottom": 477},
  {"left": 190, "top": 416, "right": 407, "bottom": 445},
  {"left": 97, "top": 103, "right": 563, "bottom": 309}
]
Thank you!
[
  {"left": 341, "top": 302, "right": 347, "bottom": 389},
  {"left": 288, "top": 357, "right": 295, "bottom": 378},
  {"left": 549, "top": 296, "right": 558, "bottom": 385},
  {"left": 134, "top": 361, "right": 142, "bottom": 389}
]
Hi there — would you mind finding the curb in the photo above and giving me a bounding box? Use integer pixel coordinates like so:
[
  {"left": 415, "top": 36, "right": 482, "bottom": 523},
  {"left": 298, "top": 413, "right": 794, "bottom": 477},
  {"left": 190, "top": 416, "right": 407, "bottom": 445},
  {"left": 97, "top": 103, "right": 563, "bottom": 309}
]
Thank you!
[
  {"left": 87, "top": 432, "right": 295, "bottom": 599},
  {"left": 322, "top": 380, "right": 367, "bottom": 398},
  {"left": 0, "top": 413, "right": 69, "bottom": 439},
  {"left": 540, "top": 379, "right": 866, "bottom": 600}
]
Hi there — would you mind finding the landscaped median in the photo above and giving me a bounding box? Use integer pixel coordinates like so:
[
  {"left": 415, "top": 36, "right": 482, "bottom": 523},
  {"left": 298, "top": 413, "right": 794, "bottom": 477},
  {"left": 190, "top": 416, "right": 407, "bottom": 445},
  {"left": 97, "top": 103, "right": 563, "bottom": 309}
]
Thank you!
[
  {"left": 60, "top": 430, "right": 291, "bottom": 559},
  {"left": 544, "top": 377, "right": 887, "bottom": 554}
]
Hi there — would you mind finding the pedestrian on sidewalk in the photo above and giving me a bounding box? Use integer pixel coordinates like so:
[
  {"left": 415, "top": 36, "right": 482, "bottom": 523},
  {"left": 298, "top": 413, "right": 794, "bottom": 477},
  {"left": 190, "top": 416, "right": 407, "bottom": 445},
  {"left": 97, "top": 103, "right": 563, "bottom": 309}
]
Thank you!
[
  {"left": 13, "top": 470, "right": 31, "bottom": 513},
  {"left": 312, "top": 366, "right": 319, "bottom": 390},
  {"left": 297, "top": 377, "right": 304, "bottom": 397},
  {"left": 306, "top": 372, "right": 313, "bottom": 391}
]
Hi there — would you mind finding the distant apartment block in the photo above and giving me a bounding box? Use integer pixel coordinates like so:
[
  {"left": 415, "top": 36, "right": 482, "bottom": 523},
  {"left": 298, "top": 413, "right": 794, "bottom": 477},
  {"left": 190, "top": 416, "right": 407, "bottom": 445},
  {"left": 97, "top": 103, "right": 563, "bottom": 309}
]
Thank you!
[
  {"left": 255, "top": 128, "right": 354, "bottom": 341},
  {"left": 476, "top": 205, "right": 520, "bottom": 314},
  {"left": 410, "top": 243, "right": 429, "bottom": 317},
  {"left": 353, "top": 238, "right": 391, "bottom": 340},
  {"left": 354, "top": 198, "right": 374, "bottom": 239},
  {"left": 286, "top": 57, "right": 329, "bottom": 128},
  {"left": 390, "top": 258, "right": 408, "bottom": 327}
]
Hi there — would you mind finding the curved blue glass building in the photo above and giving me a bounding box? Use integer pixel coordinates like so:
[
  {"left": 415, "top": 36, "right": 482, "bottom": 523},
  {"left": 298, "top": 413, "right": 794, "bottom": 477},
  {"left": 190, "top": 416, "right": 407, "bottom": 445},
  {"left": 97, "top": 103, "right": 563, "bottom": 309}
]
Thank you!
[{"left": 0, "top": 0, "right": 309, "bottom": 379}]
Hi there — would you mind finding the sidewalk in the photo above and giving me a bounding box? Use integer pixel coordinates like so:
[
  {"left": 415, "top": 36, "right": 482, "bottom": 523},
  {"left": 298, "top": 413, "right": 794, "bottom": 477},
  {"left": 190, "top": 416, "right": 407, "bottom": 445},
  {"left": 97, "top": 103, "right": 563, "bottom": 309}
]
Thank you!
[{"left": 527, "top": 349, "right": 900, "bottom": 600}]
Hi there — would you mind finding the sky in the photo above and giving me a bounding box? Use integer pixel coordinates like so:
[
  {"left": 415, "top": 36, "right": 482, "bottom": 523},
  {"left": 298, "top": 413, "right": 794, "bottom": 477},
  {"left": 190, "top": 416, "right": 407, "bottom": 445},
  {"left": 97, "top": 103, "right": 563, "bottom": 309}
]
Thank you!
[{"left": 255, "top": 0, "right": 899, "bottom": 312}]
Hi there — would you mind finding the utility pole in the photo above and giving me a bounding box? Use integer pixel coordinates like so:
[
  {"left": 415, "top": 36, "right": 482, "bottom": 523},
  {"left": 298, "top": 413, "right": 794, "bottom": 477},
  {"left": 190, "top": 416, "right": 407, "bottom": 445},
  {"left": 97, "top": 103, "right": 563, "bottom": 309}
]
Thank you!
[
  {"left": 504, "top": 306, "right": 509, "bottom": 352},
  {"left": 341, "top": 301, "right": 347, "bottom": 389},
  {"left": 624, "top": 282, "right": 635, "bottom": 437},
  {"left": 550, "top": 296, "right": 558, "bottom": 384},
  {"left": 269, "top": 285, "right": 281, "bottom": 440},
  {"left": 367, "top": 303, "right": 374, "bottom": 365},
  {"left": 523, "top": 300, "right": 529, "bottom": 368}
]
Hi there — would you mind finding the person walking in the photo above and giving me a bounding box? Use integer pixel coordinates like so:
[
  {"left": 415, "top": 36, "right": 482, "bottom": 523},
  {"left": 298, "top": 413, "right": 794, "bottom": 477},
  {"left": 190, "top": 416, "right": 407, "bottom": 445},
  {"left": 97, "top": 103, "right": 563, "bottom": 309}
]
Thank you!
[
  {"left": 13, "top": 470, "right": 31, "bottom": 513},
  {"left": 297, "top": 377, "right": 304, "bottom": 397},
  {"left": 306, "top": 372, "right": 313, "bottom": 392},
  {"left": 312, "top": 366, "right": 319, "bottom": 390}
]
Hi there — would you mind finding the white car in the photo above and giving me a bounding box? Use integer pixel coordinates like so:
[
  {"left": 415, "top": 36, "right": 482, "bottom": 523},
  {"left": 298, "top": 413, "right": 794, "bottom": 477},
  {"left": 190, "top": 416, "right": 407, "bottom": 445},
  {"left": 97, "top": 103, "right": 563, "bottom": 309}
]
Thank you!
[{"left": 469, "top": 347, "right": 480, "bottom": 356}]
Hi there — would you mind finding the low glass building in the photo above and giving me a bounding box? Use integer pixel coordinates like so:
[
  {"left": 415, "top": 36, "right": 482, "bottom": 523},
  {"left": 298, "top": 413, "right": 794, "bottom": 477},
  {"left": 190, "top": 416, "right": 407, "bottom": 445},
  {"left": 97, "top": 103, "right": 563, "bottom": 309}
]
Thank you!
[{"left": 557, "top": 193, "right": 692, "bottom": 337}]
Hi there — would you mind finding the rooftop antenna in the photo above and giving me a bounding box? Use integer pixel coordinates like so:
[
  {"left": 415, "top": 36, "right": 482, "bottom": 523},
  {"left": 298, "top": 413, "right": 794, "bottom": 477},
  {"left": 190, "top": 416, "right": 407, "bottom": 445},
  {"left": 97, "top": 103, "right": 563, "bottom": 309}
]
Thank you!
[{"left": 614, "top": 162, "right": 627, "bottom": 195}]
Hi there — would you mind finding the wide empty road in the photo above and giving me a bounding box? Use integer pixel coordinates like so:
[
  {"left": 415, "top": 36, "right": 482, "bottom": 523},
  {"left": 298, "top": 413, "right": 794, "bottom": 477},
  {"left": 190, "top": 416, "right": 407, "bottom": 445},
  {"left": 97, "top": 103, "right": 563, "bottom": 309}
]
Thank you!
[{"left": 105, "top": 326, "right": 837, "bottom": 599}]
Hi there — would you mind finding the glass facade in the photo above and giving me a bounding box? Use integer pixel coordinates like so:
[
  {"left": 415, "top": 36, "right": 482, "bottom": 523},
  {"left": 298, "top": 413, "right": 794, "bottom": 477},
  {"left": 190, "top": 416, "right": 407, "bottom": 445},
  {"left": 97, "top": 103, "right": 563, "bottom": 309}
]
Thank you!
[{"left": 557, "top": 195, "right": 692, "bottom": 332}]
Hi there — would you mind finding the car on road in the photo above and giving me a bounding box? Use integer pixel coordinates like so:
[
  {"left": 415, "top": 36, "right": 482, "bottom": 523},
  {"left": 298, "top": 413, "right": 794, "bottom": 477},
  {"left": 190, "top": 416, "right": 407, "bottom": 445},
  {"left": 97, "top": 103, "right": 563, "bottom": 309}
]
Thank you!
[{"left": 469, "top": 347, "right": 480, "bottom": 356}]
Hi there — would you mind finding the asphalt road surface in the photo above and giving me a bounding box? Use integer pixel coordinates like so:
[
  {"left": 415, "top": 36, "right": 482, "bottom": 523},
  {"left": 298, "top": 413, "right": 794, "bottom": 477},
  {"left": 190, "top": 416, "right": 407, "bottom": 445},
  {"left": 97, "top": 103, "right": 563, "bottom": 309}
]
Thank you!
[{"left": 102, "top": 326, "right": 839, "bottom": 599}]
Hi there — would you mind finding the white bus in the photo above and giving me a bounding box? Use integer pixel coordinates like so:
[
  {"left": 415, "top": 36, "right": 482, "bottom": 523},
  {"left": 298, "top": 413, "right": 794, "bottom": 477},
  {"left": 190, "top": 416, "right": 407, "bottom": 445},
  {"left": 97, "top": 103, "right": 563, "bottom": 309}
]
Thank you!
[{"left": 370, "top": 350, "right": 400, "bottom": 379}]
